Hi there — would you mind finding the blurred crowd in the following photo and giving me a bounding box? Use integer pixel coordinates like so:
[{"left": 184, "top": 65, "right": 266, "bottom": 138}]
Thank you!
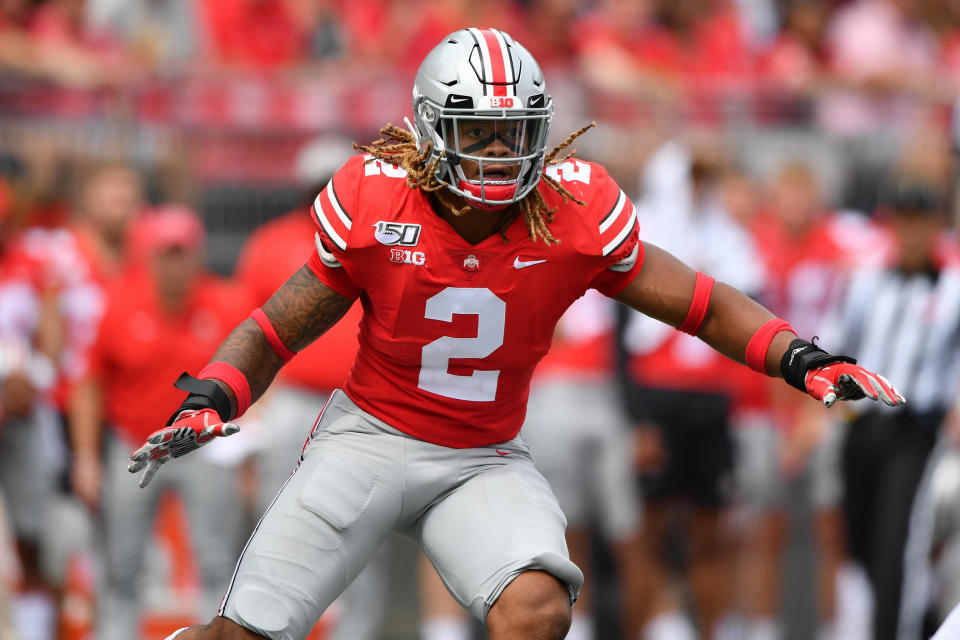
[
  {"left": 1, "top": 0, "right": 959, "bottom": 101},
  {"left": 0, "top": 0, "right": 959, "bottom": 131},
  {"left": 1, "top": 1, "right": 960, "bottom": 640}
]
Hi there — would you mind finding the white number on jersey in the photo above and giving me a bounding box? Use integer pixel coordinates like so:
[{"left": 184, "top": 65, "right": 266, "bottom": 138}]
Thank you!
[
  {"left": 545, "top": 159, "right": 591, "bottom": 184},
  {"left": 418, "top": 287, "right": 505, "bottom": 402},
  {"left": 363, "top": 154, "right": 408, "bottom": 178}
]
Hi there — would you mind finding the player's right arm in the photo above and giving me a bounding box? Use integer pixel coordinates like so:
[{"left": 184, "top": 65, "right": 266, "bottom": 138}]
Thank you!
[
  {"left": 208, "top": 264, "right": 353, "bottom": 414},
  {"left": 128, "top": 264, "right": 353, "bottom": 487}
]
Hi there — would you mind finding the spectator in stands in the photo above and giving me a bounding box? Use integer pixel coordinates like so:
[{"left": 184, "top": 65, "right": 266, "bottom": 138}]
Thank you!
[
  {"left": 0, "top": 0, "right": 37, "bottom": 76},
  {"left": 0, "top": 176, "right": 61, "bottom": 640},
  {"left": 931, "top": 0, "right": 960, "bottom": 89},
  {"left": 819, "top": 0, "right": 941, "bottom": 136},
  {"left": 292, "top": 0, "right": 347, "bottom": 63},
  {"left": 621, "top": 138, "right": 763, "bottom": 640},
  {"left": 756, "top": 0, "right": 831, "bottom": 119},
  {"left": 510, "top": 0, "right": 580, "bottom": 71},
  {"left": 24, "top": 163, "right": 143, "bottom": 636},
  {"left": 575, "top": 0, "right": 752, "bottom": 125},
  {"left": 200, "top": 0, "right": 308, "bottom": 70},
  {"left": 823, "top": 177, "right": 960, "bottom": 640},
  {"left": 574, "top": 0, "right": 683, "bottom": 119},
  {"left": 85, "top": 0, "right": 199, "bottom": 72},
  {"left": 49, "top": 160, "right": 143, "bottom": 419},
  {"left": 26, "top": 0, "right": 136, "bottom": 87},
  {"left": 69, "top": 206, "right": 248, "bottom": 640}
]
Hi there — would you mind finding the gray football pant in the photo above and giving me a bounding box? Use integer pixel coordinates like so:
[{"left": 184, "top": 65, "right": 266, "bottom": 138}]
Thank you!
[
  {"left": 221, "top": 390, "right": 582, "bottom": 640},
  {"left": 253, "top": 385, "right": 388, "bottom": 640}
]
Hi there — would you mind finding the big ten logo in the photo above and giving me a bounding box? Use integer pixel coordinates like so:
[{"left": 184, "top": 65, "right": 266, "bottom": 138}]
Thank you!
[
  {"left": 545, "top": 159, "right": 591, "bottom": 184},
  {"left": 390, "top": 248, "right": 426, "bottom": 266},
  {"left": 489, "top": 97, "right": 515, "bottom": 108},
  {"left": 374, "top": 221, "right": 421, "bottom": 246},
  {"left": 364, "top": 154, "right": 408, "bottom": 178}
]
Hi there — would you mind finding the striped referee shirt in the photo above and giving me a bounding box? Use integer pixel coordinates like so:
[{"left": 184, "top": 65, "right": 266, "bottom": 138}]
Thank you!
[{"left": 823, "top": 263, "right": 960, "bottom": 414}]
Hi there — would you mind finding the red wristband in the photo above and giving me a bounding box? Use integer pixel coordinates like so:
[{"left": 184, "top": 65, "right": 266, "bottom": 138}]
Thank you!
[
  {"left": 677, "top": 272, "right": 715, "bottom": 336},
  {"left": 198, "top": 362, "right": 252, "bottom": 418},
  {"left": 745, "top": 319, "right": 796, "bottom": 374},
  {"left": 250, "top": 308, "right": 296, "bottom": 363}
]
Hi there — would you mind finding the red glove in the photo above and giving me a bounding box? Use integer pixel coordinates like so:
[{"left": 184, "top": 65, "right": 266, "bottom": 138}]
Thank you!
[
  {"left": 127, "top": 408, "right": 239, "bottom": 488},
  {"left": 804, "top": 363, "right": 906, "bottom": 408}
]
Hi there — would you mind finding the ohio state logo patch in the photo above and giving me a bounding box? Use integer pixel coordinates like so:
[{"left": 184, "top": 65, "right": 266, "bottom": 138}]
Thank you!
[{"left": 447, "top": 250, "right": 489, "bottom": 280}]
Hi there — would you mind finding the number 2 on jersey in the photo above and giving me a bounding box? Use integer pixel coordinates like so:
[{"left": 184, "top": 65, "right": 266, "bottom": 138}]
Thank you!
[{"left": 418, "top": 287, "right": 505, "bottom": 401}]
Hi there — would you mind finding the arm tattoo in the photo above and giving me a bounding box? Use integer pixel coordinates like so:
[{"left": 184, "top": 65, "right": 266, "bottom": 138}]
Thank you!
[
  {"left": 209, "top": 265, "right": 354, "bottom": 416},
  {"left": 261, "top": 265, "right": 354, "bottom": 352}
]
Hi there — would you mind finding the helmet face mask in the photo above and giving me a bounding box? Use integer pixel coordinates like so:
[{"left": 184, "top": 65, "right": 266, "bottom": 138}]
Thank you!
[{"left": 412, "top": 28, "right": 553, "bottom": 211}]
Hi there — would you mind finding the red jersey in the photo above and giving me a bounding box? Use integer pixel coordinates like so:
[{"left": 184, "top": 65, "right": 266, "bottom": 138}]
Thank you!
[
  {"left": 309, "top": 155, "right": 641, "bottom": 448},
  {"left": 89, "top": 270, "right": 250, "bottom": 444},
  {"left": 235, "top": 210, "right": 362, "bottom": 392}
]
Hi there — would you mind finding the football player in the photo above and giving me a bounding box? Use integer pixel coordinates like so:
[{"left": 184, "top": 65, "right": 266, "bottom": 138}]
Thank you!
[{"left": 132, "top": 29, "right": 904, "bottom": 640}]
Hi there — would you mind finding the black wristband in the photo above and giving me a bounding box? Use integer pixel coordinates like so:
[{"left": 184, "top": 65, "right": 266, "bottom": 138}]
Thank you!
[
  {"left": 779, "top": 338, "right": 856, "bottom": 392},
  {"left": 166, "top": 372, "right": 233, "bottom": 425}
]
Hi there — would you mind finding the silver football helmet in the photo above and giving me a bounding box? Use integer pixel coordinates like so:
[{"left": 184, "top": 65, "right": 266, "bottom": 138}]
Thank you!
[{"left": 411, "top": 28, "right": 553, "bottom": 211}]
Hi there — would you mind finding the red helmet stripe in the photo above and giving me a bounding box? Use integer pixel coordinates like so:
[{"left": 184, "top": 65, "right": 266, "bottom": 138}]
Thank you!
[{"left": 479, "top": 29, "right": 509, "bottom": 97}]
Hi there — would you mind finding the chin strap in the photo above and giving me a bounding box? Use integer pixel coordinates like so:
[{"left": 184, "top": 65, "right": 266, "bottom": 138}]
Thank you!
[{"left": 403, "top": 116, "right": 421, "bottom": 148}]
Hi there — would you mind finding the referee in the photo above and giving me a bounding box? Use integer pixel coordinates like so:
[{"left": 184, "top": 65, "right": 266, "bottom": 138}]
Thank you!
[{"left": 824, "top": 177, "right": 960, "bottom": 640}]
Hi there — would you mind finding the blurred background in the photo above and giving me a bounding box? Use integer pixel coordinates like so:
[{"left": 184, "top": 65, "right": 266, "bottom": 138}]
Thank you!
[{"left": 1, "top": 1, "right": 959, "bottom": 639}]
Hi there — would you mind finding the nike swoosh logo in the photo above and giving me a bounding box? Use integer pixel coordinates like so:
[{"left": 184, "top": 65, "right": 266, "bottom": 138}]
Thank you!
[
  {"left": 496, "top": 449, "right": 511, "bottom": 456},
  {"left": 513, "top": 257, "right": 547, "bottom": 269}
]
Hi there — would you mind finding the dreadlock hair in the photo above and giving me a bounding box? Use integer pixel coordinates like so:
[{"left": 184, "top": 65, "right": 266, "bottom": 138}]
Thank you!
[{"left": 354, "top": 121, "right": 597, "bottom": 245}]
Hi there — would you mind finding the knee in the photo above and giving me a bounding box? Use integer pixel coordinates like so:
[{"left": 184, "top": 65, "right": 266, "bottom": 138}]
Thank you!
[
  {"left": 171, "top": 616, "right": 266, "bottom": 640},
  {"left": 486, "top": 571, "right": 572, "bottom": 640}
]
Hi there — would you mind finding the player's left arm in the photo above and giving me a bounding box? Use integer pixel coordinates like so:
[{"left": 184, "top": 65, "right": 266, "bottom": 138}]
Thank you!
[{"left": 613, "top": 242, "right": 905, "bottom": 408}]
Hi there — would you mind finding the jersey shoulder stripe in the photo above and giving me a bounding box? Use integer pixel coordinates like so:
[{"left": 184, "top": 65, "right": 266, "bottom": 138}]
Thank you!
[
  {"left": 312, "top": 173, "right": 354, "bottom": 251},
  {"left": 599, "top": 189, "right": 627, "bottom": 234},
  {"left": 312, "top": 195, "right": 347, "bottom": 251},
  {"left": 600, "top": 190, "right": 637, "bottom": 257}
]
